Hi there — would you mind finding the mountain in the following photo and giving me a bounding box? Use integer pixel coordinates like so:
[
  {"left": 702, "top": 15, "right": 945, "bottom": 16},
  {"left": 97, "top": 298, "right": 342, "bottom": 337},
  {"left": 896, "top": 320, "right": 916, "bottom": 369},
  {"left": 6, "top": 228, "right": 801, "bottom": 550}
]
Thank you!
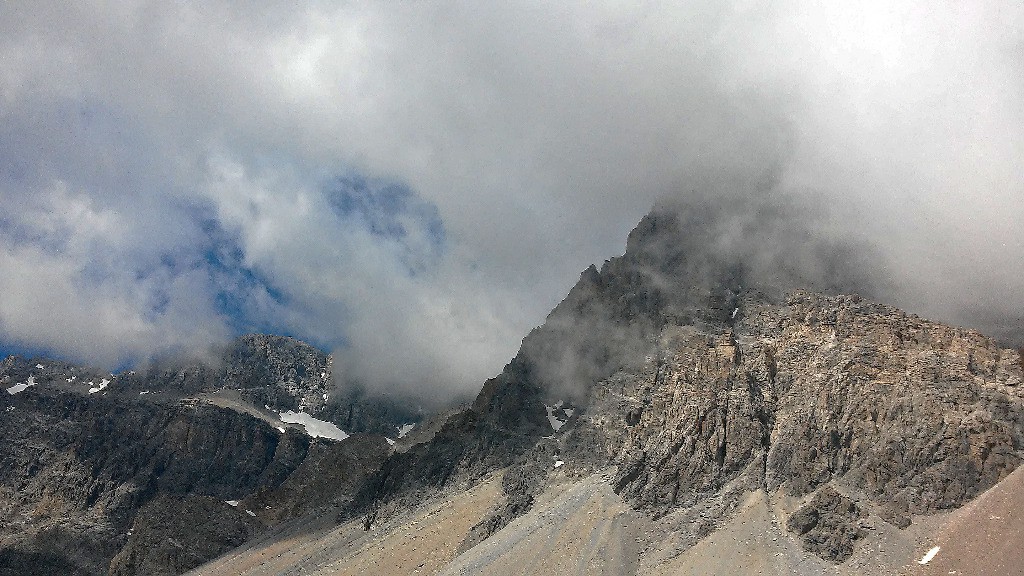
[
  {"left": 0, "top": 335, "right": 421, "bottom": 575},
  {"left": 2, "top": 201, "right": 1023, "bottom": 575}
]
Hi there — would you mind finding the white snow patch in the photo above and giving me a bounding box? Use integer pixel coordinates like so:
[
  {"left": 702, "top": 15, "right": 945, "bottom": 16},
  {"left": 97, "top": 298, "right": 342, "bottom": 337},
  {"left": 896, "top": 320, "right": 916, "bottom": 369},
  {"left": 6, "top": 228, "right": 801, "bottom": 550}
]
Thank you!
[
  {"left": 545, "top": 403, "right": 567, "bottom": 431},
  {"left": 245, "top": 509, "right": 256, "bottom": 517},
  {"left": 385, "top": 437, "right": 396, "bottom": 446},
  {"left": 35, "top": 364, "right": 44, "bottom": 369},
  {"left": 397, "top": 423, "right": 415, "bottom": 438},
  {"left": 731, "top": 307, "right": 739, "bottom": 318},
  {"left": 67, "top": 376, "right": 77, "bottom": 382},
  {"left": 5, "top": 406, "right": 14, "bottom": 412},
  {"left": 6, "top": 376, "right": 36, "bottom": 395},
  {"left": 554, "top": 460, "right": 564, "bottom": 468},
  {"left": 322, "top": 393, "right": 328, "bottom": 401},
  {"left": 918, "top": 546, "right": 940, "bottom": 565},
  {"left": 88, "top": 378, "right": 109, "bottom": 394},
  {"left": 277, "top": 426, "right": 286, "bottom": 433},
  {"left": 139, "top": 391, "right": 150, "bottom": 395},
  {"left": 225, "top": 500, "right": 239, "bottom": 507},
  {"left": 563, "top": 408, "right": 574, "bottom": 418},
  {"left": 279, "top": 410, "right": 349, "bottom": 441}
]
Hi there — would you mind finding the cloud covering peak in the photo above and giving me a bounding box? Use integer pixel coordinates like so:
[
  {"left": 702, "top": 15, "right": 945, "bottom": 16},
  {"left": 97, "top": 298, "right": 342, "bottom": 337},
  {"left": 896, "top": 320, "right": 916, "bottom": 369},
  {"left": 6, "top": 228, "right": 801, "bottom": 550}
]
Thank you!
[{"left": 1, "top": 1, "right": 1021, "bottom": 394}]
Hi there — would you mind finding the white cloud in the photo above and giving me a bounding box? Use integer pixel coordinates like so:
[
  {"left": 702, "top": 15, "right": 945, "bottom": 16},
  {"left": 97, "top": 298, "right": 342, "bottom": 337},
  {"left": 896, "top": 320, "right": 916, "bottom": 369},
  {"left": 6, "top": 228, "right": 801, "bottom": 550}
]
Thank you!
[{"left": 0, "top": 1, "right": 1021, "bottom": 392}]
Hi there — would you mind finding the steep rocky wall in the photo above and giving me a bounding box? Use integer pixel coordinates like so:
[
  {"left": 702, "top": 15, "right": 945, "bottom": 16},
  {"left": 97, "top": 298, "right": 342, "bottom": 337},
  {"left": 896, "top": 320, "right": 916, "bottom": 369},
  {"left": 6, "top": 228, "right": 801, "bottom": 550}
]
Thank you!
[
  {"left": 336, "top": 203, "right": 1024, "bottom": 568},
  {"left": 0, "top": 388, "right": 312, "bottom": 575},
  {"left": 593, "top": 291, "right": 1024, "bottom": 561}
]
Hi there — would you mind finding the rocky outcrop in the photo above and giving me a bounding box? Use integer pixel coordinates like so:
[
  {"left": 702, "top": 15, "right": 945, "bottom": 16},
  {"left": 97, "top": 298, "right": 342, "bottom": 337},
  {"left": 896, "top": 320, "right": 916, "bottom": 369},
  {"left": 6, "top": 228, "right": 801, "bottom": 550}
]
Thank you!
[
  {"left": 355, "top": 202, "right": 1024, "bottom": 565},
  {"left": 108, "top": 494, "right": 260, "bottom": 576},
  {"left": 0, "top": 385, "right": 310, "bottom": 575},
  {"left": 0, "top": 337, "right": 405, "bottom": 576},
  {"left": 785, "top": 485, "right": 866, "bottom": 561},
  {"left": 114, "top": 334, "right": 420, "bottom": 435},
  {"left": 223, "top": 334, "right": 333, "bottom": 414}
]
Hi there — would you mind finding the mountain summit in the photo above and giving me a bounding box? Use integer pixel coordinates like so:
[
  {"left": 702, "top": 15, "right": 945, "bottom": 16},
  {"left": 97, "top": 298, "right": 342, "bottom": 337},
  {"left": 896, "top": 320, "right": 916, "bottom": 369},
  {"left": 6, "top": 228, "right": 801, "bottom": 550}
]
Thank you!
[{"left": 2, "top": 202, "right": 1023, "bottom": 575}]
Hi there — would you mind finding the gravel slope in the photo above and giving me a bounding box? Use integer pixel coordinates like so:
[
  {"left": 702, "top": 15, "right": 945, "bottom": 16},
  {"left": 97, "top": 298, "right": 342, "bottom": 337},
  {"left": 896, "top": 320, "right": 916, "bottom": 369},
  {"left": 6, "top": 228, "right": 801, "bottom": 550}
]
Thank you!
[
  {"left": 440, "top": 473, "right": 649, "bottom": 576},
  {"left": 185, "top": 472, "right": 503, "bottom": 576},
  {"left": 184, "top": 464, "right": 1024, "bottom": 576},
  {"left": 903, "top": 464, "right": 1024, "bottom": 576}
]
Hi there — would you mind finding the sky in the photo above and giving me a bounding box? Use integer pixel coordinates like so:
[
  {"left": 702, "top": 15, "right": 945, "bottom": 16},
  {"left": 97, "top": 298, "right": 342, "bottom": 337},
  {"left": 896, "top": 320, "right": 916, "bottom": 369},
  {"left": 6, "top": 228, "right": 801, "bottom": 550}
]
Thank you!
[{"left": 0, "top": 1, "right": 1022, "bottom": 397}]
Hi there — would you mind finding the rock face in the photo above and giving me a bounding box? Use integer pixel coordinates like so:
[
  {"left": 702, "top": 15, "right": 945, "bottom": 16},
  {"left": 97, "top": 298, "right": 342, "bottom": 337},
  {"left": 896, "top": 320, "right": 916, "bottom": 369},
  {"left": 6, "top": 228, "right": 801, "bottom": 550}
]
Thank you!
[
  {"left": 116, "top": 334, "right": 419, "bottom": 435},
  {"left": 223, "top": 334, "right": 334, "bottom": 413},
  {"left": 600, "top": 290, "right": 1024, "bottom": 521},
  {"left": 0, "top": 387, "right": 307, "bottom": 575},
  {"left": 785, "top": 485, "right": 866, "bottom": 561},
  {"left": 108, "top": 494, "right": 260, "bottom": 576},
  {"left": 0, "top": 337, "right": 404, "bottom": 576},
  {"left": 350, "top": 202, "right": 1024, "bottom": 566}
]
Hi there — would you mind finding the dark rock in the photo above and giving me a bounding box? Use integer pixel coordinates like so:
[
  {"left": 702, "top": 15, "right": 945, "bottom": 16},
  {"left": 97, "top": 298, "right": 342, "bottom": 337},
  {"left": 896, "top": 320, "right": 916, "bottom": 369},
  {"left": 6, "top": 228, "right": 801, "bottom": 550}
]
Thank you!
[
  {"left": 786, "top": 486, "right": 866, "bottom": 562},
  {"left": 108, "top": 494, "right": 259, "bottom": 576}
]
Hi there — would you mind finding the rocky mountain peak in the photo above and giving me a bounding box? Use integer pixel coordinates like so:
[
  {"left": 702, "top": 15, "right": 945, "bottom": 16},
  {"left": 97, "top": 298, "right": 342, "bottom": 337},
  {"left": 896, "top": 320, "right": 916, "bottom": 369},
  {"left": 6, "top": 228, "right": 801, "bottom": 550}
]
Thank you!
[
  {"left": 2, "top": 203, "right": 1022, "bottom": 575},
  {"left": 223, "top": 333, "right": 333, "bottom": 414}
]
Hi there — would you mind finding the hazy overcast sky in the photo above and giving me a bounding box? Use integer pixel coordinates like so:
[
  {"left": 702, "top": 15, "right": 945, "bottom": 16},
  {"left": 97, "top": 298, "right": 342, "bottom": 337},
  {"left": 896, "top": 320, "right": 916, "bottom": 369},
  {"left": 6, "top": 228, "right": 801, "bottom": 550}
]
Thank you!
[{"left": 1, "top": 1, "right": 1021, "bottom": 395}]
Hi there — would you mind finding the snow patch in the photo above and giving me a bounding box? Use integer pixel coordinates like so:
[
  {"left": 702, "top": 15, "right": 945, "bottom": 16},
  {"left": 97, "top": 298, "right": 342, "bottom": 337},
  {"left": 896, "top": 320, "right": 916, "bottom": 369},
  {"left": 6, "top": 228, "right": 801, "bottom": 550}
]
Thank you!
[
  {"left": 6, "top": 376, "right": 36, "bottom": 395},
  {"left": 545, "top": 402, "right": 568, "bottom": 431},
  {"left": 277, "top": 426, "right": 286, "bottom": 433},
  {"left": 397, "top": 423, "right": 415, "bottom": 438},
  {"left": 245, "top": 509, "right": 256, "bottom": 517},
  {"left": 279, "top": 410, "right": 349, "bottom": 440},
  {"left": 88, "top": 378, "right": 109, "bottom": 394},
  {"left": 139, "top": 391, "right": 150, "bottom": 395},
  {"left": 918, "top": 546, "right": 940, "bottom": 565},
  {"left": 731, "top": 307, "right": 739, "bottom": 319},
  {"left": 385, "top": 437, "right": 396, "bottom": 446},
  {"left": 35, "top": 364, "right": 44, "bottom": 369},
  {"left": 225, "top": 500, "right": 239, "bottom": 507},
  {"left": 554, "top": 460, "right": 564, "bottom": 469},
  {"left": 67, "top": 376, "right": 77, "bottom": 382}
]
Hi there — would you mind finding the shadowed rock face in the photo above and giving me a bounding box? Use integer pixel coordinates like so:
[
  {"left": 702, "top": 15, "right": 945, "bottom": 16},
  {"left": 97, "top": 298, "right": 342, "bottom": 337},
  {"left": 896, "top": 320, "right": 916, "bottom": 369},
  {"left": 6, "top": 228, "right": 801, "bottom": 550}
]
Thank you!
[
  {"left": 0, "top": 388, "right": 310, "bottom": 575},
  {"left": 0, "top": 337, "right": 401, "bottom": 576},
  {"left": 108, "top": 494, "right": 260, "bottom": 576}
]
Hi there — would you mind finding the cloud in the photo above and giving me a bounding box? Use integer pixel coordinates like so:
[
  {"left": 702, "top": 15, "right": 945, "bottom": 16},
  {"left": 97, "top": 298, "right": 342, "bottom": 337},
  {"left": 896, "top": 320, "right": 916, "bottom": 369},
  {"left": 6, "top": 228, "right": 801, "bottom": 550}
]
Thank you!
[{"left": 0, "top": 1, "right": 1021, "bottom": 396}]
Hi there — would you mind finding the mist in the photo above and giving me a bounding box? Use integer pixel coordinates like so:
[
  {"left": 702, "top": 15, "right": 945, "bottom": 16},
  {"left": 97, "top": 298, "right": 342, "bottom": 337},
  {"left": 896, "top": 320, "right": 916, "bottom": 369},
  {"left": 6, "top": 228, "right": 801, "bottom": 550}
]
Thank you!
[{"left": 0, "top": 1, "right": 1020, "bottom": 400}]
